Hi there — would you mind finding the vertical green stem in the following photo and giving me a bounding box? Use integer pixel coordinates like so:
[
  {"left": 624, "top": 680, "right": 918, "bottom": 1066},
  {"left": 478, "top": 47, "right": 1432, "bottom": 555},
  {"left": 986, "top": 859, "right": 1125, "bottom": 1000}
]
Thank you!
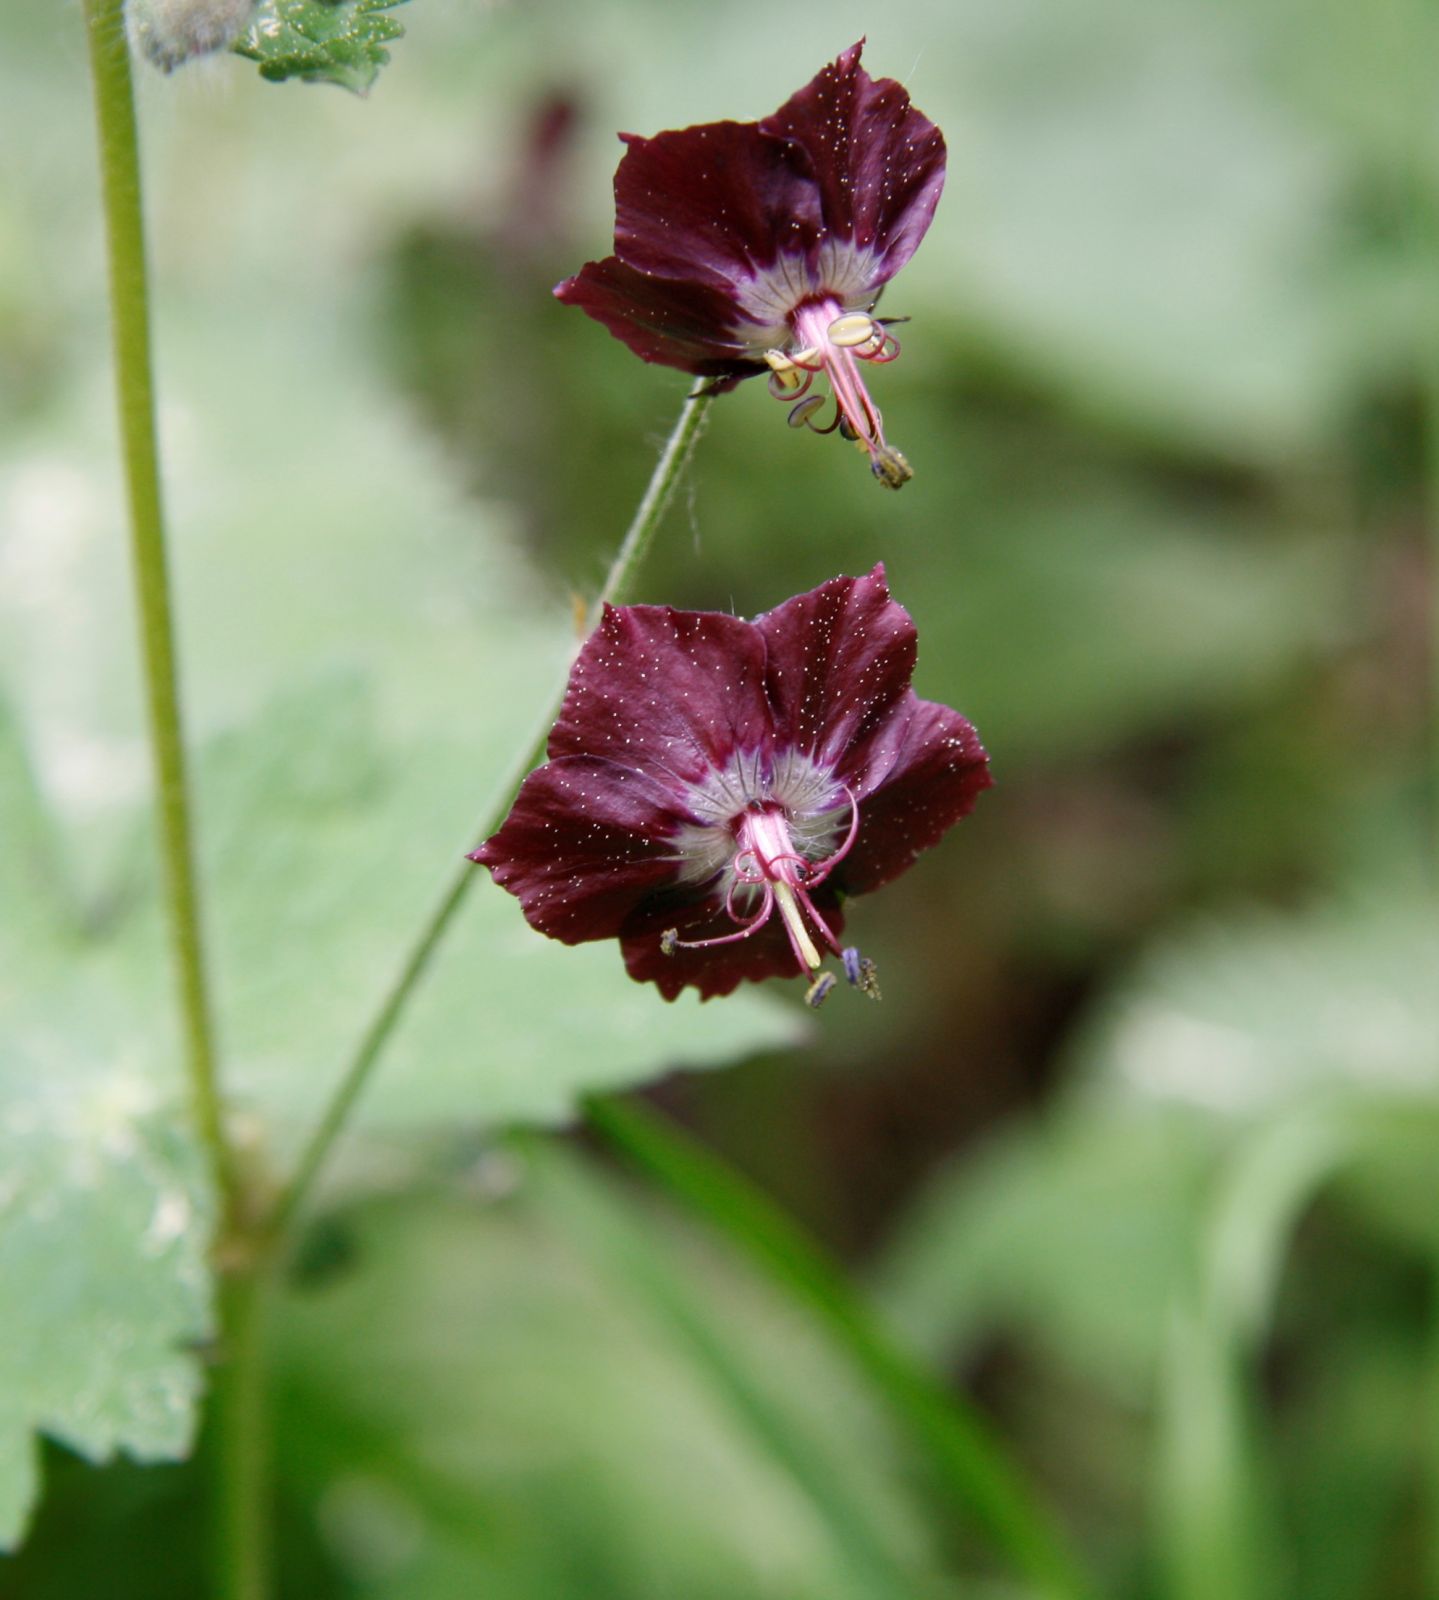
[
  {"left": 83, "top": 12, "right": 263, "bottom": 1596},
  {"left": 265, "top": 382, "right": 716, "bottom": 1239},
  {"left": 210, "top": 1266, "right": 273, "bottom": 1600},
  {"left": 82, "top": 0, "right": 235, "bottom": 1212}
]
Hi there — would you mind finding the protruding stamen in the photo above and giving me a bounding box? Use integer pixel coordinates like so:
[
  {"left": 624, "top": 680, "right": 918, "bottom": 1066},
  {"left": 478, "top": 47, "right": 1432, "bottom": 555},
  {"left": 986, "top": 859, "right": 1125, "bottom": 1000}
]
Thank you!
[
  {"left": 664, "top": 884, "right": 777, "bottom": 953},
  {"left": 788, "top": 394, "right": 828, "bottom": 429},
  {"left": 870, "top": 444, "right": 913, "bottom": 490},
  {"left": 805, "top": 971, "right": 838, "bottom": 1008},
  {"left": 842, "top": 946, "right": 882, "bottom": 1000},
  {"left": 775, "top": 299, "right": 914, "bottom": 488},
  {"left": 793, "top": 885, "right": 845, "bottom": 958},
  {"left": 768, "top": 366, "right": 809, "bottom": 398},
  {"left": 827, "top": 311, "right": 879, "bottom": 348},
  {"left": 867, "top": 331, "right": 901, "bottom": 363}
]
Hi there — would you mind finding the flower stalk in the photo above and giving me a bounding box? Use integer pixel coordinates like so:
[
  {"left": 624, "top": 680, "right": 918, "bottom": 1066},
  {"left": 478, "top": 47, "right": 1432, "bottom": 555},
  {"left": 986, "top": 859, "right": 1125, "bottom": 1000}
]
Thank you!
[{"left": 266, "top": 381, "right": 716, "bottom": 1239}]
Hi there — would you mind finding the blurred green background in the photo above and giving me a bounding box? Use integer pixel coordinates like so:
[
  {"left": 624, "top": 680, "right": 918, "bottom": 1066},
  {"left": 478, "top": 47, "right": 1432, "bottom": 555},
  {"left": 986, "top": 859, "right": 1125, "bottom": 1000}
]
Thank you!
[{"left": 1, "top": 0, "right": 1436, "bottom": 1595}]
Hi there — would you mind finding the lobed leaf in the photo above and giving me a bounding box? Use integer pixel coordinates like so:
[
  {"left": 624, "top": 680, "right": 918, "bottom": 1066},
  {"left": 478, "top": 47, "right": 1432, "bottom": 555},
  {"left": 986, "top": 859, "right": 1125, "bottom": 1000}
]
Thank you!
[{"left": 233, "top": 0, "right": 408, "bottom": 92}]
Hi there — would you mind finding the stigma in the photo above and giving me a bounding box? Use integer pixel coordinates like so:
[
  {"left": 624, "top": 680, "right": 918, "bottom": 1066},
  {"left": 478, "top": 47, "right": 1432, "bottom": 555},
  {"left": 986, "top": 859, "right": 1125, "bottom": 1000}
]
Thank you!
[{"left": 763, "top": 300, "right": 913, "bottom": 489}]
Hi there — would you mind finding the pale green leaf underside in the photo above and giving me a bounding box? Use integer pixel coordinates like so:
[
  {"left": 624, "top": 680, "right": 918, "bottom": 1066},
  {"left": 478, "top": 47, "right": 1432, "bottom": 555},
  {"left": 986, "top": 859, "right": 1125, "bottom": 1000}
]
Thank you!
[
  {"left": 234, "top": 0, "right": 408, "bottom": 92},
  {"left": 0, "top": 713, "right": 214, "bottom": 1549},
  {"left": 1075, "top": 897, "right": 1439, "bottom": 1116},
  {"left": 0, "top": 997, "right": 213, "bottom": 1548}
]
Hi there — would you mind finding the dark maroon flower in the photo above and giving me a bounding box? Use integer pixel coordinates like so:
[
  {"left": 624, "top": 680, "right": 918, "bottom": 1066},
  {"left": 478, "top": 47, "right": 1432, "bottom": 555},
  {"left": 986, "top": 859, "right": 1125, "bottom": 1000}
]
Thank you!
[
  {"left": 555, "top": 42, "right": 946, "bottom": 489},
  {"left": 471, "top": 567, "right": 990, "bottom": 1002}
]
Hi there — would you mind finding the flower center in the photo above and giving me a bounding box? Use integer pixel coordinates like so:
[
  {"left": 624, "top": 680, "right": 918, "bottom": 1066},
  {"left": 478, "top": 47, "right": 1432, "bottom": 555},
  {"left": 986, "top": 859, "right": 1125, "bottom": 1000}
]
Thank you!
[
  {"left": 763, "top": 298, "right": 913, "bottom": 489},
  {"left": 731, "top": 805, "right": 835, "bottom": 972},
  {"left": 661, "top": 791, "right": 867, "bottom": 998}
]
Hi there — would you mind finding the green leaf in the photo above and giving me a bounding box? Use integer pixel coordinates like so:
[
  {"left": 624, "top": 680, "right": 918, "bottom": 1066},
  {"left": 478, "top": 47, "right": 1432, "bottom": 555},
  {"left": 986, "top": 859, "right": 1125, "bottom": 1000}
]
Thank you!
[
  {"left": 233, "top": 0, "right": 408, "bottom": 92},
  {"left": 586, "top": 1094, "right": 1097, "bottom": 1600},
  {"left": 0, "top": 699, "right": 214, "bottom": 1550},
  {"left": 0, "top": 972, "right": 214, "bottom": 1549},
  {"left": 1153, "top": 1113, "right": 1354, "bottom": 1600},
  {"left": 877, "top": 1110, "right": 1214, "bottom": 1400},
  {"left": 1072, "top": 894, "right": 1439, "bottom": 1118},
  {"left": 270, "top": 1154, "right": 949, "bottom": 1600}
]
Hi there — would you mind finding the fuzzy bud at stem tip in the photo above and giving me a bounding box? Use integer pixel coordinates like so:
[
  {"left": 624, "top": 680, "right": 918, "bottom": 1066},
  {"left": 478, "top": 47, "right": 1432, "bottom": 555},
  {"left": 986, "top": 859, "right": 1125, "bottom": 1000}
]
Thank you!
[{"left": 127, "top": 0, "right": 256, "bottom": 72}]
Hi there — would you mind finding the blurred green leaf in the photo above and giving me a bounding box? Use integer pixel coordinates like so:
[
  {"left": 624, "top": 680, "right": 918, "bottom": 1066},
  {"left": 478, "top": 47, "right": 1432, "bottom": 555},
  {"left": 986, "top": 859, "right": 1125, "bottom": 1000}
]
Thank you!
[
  {"left": 270, "top": 1153, "right": 947, "bottom": 1599},
  {"left": 530, "top": 1145, "right": 943, "bottom": 1600},
  {"left": 877, "top": 1110, "right": 1214, "bottom": 1400},
  {"left": 0, "top": 669, "right": 804, "bottom": 1153},
  {"left": 1072, "top": 894, "right": 1439, "bottom": 1116},
  {"left": 234, "top": 0, "right": 408, "bottom": 92},
  {"left": 1153, "top": 1113, "right": 1353, "bottom": 1600},
  {"left": 1153, "top": 1300, "right": 1280, "bottom": 1600},
  {"left": 586, "top": 1093, "right": 1099, "bottom": 1600}
]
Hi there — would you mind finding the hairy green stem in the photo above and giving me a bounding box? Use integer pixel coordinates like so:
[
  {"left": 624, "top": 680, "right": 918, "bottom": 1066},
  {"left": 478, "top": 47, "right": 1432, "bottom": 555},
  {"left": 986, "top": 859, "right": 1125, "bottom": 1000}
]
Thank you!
[
  {"left": 84, "top": 0, "right": 234, "bottom": 1211},
  {"left": 583, "top": 1093, "right": 1098, "bottom": 1600},
  {"left": 267, "top": 383, "right": 716, "bottom": 1238},
  {"left": 83, "top": 10, "right": 261, "bottom": 1596}
]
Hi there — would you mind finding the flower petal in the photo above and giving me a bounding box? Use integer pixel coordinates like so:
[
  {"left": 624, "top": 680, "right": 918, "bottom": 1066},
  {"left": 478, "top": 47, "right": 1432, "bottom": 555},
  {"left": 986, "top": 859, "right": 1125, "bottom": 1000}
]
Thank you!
[
  {"left": 835, "top": 698, "right": 992, "bottom": 894},
  {"left": 753, "top": 564, "right": 917, "bottom": 789},
  {"left": 619, "top": 886, "right": 847, "bottom": 1002},
  {"left": 609, "top": 119, "right": 822, "bottom": 293},
  {"left": 471, "top": 756, "right": 688, "bottom": 944},
  {"left": 759, "top": 40, "right": 946, "bottom": 285},
  {"left": 548, "top": 602, "right": 773, "bottom": 795},
  {"left": 554, "top": 257, "right": 769, "bottom": 379}
]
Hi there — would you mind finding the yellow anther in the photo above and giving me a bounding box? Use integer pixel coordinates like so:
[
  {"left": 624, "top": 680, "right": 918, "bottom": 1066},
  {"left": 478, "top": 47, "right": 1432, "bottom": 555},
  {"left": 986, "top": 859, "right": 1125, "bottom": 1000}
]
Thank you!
[
  {"left": 763, "top": 349, "right": 795, "bottom": 373},
  {"left": 768, "top": 366, "right": 805, "bottom": 397},
  {"left": 787, "top": 394, "right": 827, "bottom": 429},
  {"left": 827, "top": 312, "right": 878, "bottom": 348}
]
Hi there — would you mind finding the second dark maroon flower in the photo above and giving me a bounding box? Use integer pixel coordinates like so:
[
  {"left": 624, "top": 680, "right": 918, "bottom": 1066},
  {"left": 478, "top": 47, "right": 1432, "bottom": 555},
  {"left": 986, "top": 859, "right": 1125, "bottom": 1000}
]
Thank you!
[
  {"left": 471, "top": 566, "right": 990, "bottom": 1002},
  {"left": 555, "top": 42, "right": 946, "bottom": 489}
]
